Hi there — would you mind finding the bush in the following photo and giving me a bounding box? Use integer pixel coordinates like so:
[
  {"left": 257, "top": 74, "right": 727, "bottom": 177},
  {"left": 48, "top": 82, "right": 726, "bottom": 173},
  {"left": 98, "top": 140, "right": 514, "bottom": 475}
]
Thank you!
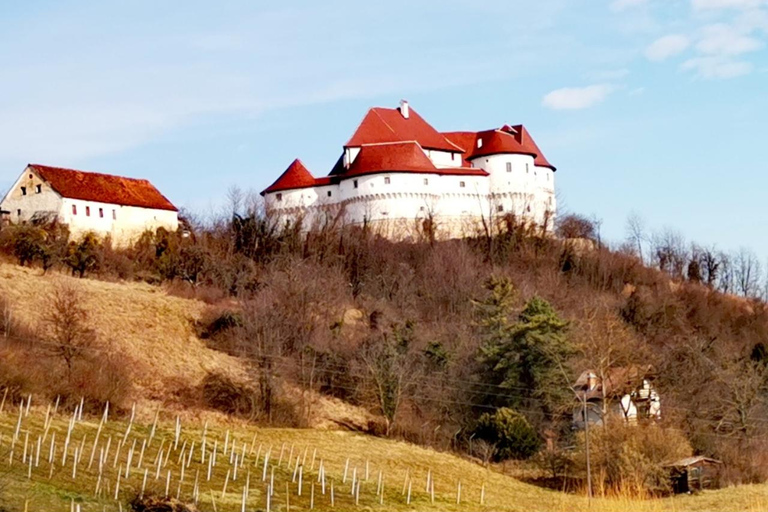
[
  {"left": 200, "top": 373, "right": 257, "bottom": 419},
  {"left": 474, "top": 407, "right": 541, "bottom": 461},
  {"left": 572, "top": 423, "right": 692, "bottom": 495}
]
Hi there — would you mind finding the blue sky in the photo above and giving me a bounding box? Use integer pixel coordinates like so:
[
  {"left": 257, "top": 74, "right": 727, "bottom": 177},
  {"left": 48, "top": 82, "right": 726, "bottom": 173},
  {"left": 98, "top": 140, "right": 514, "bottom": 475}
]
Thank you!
[{"left": 1, "top": 0, "right": 767, "bottom": 255}]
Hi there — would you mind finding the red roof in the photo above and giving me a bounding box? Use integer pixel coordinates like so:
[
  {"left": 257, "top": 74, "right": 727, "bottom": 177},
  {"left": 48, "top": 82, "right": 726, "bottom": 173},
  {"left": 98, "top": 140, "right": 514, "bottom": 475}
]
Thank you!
[
  {"left": 346, "top": 142, "right": 487, "bottom": 178},
  {"left": 29, "top": 164, "right": 177, "bottom": 211},
  {"left": 345, "top": 107, "right": 464, "bottom": 153},
  {"left": 262, "top": 159, "right": 317, "bottom": 194},
  {"left": 442, "top": 125, "right": 556, "bottom": 171}
]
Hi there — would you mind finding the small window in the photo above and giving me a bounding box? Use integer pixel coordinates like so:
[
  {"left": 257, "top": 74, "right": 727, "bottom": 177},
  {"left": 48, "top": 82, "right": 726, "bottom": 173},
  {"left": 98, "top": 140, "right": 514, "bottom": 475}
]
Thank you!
[
  {"left": 527, "top": 205, "right": 531, "bottom": 212},
  {"left": 420, "top": 206, "right": 425, "bottom": 211},
  {"left": 423, "top": 178, "right": 429, "bottom": 186},
  {"left": 497, "top": 205, "right": 504, "bottom": 212},
  {"left": 354, "top": 180, "right": 359, "bottom": 189},
  {"left": 28, "top": 174, "right": 32, "bottom": 179},
  {"left": 20, "top": 187, "right": 26, "bottom": 196},
  {"left": 477, "top": 138, "right": 483, "bottom": 148},
  {"left": 506, "top": 162, "right": 512, "bottom": 173},
  {"left": 99, "top": 208, "right": 104, "bottom": 218},
  {"left": 86, "top": 206, "right": 90, "bottom": 217},
  {"left": 384, "top": 177, "right": 391, "bottom": 185},
  {"left": 452, "top": 153, "right": 457, "bottom": 161},
  {"left": 72, "top": 205, "right": 77, "bottom": 215},
  {"left": 547, "top": 173, "right": 550, "bottom": 181},
  {"left": 459, "top": 181, "right": 466, "bottom": 188},
  {"left": 35, "top": 185, "right": 41, "bottom": 194},
  {"left": 327, "top": 190, "right": 332, "bottom": 197},
  {"left": 112, "top": 209, "right": 116, "bottom": 220},
  {"left": 526, "top": 163, "right": 530, "bottom": 173},
  {"left": 16, "top": 209, "right": 21, "bottom": 217},
  {"left": 276, "top": 193, "right": 282, "bottom": 201}
]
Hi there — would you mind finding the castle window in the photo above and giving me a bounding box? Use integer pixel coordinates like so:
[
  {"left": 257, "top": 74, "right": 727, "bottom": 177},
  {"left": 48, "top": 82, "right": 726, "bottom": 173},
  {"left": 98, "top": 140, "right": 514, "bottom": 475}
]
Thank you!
[
  {"left": 86, "top": 206, "right": 90, "bottom": 217},
  {"left": 506, "top": 162, "right": 512, "bottom": 173},
  {"left": 327, "top": 190, "right": 332, "bottom": 197},
  {"left": 420, "top": 206, "right": 425, "bottom": 211},
  {"left": 99, "top": 208, "right": 104, "bottom": 218},
  {"left": 72, "top": 205, "right": 77, "bottom": 215},
  {"left": 35, "top": 185, "right": 42, "bottom": 194},
  {"left": 526, "top": 163, "right": 529, "bottom": 173},
  {"left": 459, "top": 181, "right": 466, "bottom": 188},
  {"left": 112, "top": 209, "right": 117, "bottom": 220},
  {"left": 477, "top": 138, "right": 483, "bottom": 148},
  {"left": 547, "top": 173, "right": 550, "bottom": 181},
  {"left": 423, "top": 178, "right": 429, "bottom": 186},
  {"left": 20, "top": 187, "right": 26, "bottom": 196},
  {"left": 527, "top": 205, "right": 531, "bottom": 212},
  {"left": 497, "top": 205, "right": 504, "bottom": 213},
  {"left": 16, "top": 209, "right": 21, "bottom": 217},
  {"left": 384, "top": 177, "right": 391, "bottom": 185},
  {"left": 354, "top": 180, "right": 359, "bottom": 189},
  {"left": 276, "top": 193, "right": 282, "bottom": 201}
]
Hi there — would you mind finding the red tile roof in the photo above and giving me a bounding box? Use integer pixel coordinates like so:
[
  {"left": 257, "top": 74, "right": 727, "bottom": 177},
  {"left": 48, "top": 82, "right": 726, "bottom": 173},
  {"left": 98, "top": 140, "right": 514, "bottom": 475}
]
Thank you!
[
  {"left": 29, "top": 164, "right": 177, "bottom": 211},
  {"left": 346, "top": 142, "right": 488, "bottom": 178},
  {"left": 345, "top": 107, "right": 464, "bottom": 153},
  {"left": 442, "top": 125, "right": 556, "bottom": 171},
  {"left": 262, "top": 159, "right": 318, "bottom": 194},
  {"left": 514, "top": 125, "right": 556, "bottom": 170}
]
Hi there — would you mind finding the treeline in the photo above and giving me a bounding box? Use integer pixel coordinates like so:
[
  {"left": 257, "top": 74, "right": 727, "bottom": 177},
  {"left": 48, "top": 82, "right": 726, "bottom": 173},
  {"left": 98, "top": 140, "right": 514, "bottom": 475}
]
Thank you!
[{"left": 1, "top": 199, "right": 768, "bottom": 493}]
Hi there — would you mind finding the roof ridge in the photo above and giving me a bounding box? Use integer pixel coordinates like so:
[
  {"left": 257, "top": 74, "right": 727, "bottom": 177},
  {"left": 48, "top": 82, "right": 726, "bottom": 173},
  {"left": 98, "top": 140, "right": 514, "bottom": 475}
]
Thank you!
[{"left": 29, "top": 163, "right": 150, "bottom": 183}]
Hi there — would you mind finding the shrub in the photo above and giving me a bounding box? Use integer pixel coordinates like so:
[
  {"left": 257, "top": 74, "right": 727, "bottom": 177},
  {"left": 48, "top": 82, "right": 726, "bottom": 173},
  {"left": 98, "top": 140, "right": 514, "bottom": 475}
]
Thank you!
[
  {"left": 200, "top": 373, "right": 257, "bottom": 419},
  {"left": 474, "top": 407, "right": 541, "bottom": 461},
  {"left": 572, "top": 423, "right": 692, "bottom": 495}
]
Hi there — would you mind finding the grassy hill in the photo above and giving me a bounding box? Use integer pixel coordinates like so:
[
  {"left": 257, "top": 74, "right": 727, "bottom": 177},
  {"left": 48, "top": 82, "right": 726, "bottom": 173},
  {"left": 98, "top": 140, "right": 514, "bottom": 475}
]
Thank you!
[{"left": 0, "top": 404, "right": 766, "bottom": 512}]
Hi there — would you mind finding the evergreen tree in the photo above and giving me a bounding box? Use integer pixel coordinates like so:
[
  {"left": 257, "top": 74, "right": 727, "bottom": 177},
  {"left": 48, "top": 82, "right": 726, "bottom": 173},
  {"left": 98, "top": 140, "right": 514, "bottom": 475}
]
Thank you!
[{"left": 475, "top": 277, "right": 572, "bottom": 422}]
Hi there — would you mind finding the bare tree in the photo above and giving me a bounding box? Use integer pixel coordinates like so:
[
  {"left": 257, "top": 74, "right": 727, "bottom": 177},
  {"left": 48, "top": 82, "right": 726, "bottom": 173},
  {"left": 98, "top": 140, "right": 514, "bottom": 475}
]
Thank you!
[
  {"left": 625, "top": 211, "right": 647, "bottom": 264},
  {"left": 44, "top": 284, "right": 96, "bottom": 381},
  {"left": 734, "top": 247, "right": 762, "bottom": 298}
]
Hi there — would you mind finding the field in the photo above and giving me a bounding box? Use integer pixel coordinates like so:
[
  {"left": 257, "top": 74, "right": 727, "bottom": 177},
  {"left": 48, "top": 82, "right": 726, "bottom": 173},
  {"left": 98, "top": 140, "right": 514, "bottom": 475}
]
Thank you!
[{"left": 0, "top": 401, "right": 765, "bottom": 512}]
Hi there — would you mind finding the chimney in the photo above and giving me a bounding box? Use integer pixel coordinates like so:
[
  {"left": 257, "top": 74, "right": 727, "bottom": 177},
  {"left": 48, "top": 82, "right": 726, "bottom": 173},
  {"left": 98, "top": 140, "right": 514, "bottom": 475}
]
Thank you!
[{"left": 399, "top": 99, "right": 409, "bottom": 119}]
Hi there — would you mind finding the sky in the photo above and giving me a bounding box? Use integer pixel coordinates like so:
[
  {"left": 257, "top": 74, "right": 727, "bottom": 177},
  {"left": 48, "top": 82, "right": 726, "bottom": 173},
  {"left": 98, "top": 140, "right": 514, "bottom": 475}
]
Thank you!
[{"left": 1, "top": 0, "right": 767, "bottom": 255}]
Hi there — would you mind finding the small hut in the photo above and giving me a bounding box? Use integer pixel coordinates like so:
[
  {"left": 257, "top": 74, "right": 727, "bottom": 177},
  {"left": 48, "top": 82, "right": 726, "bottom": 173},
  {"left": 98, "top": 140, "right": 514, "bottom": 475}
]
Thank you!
[{"left": 666, "top": 456, "right": 722, "bottom": 494}]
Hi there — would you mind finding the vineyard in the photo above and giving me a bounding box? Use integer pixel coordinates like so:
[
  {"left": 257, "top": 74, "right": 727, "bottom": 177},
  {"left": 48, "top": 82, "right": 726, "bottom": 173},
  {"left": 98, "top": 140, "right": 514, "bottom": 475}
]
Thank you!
[{"left": 0, "top": 396, "right": 766, "bottom": 511}]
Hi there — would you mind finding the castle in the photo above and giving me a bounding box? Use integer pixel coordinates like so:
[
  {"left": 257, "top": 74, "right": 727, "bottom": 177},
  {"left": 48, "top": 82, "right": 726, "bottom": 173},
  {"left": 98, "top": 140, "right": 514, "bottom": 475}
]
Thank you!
[{"left": 262, "top": 101, "right": 557, "bottom": 238}]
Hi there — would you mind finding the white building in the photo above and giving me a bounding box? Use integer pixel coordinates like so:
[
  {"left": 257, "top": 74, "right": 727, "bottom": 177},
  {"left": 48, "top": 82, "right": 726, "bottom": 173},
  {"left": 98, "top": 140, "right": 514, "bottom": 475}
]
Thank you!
[
  {"left": 572, "top": 366, "right": 662, "bottom": 429},
  {"left": 262, "top": 101, "right": 557, "bottom": 238},
  {"left": 1, "top": 164, "right": 178, "bottom": 246}
]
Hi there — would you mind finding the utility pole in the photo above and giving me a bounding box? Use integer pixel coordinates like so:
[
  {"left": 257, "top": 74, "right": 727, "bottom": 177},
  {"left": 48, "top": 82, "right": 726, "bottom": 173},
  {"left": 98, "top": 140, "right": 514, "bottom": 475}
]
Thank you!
[{"left": 583, "top": 394, "right": 593, "bottom": 501}]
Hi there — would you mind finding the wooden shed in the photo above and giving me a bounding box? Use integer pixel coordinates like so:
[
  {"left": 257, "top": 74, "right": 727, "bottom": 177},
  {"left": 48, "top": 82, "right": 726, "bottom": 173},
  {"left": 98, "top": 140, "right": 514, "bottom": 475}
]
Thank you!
[{"left": 665, "top": 456, "right": 722, "bottom": 494}]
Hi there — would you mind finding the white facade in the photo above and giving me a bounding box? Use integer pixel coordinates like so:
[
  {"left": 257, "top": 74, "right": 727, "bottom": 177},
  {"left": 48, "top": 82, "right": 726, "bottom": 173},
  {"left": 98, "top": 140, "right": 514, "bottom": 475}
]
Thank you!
[
  {"left": 266, "top": 151, "right": 556, "bottom": 239},
  {"left": 1, "top": 166, "right": 179, "bottom": 246},
  {"left": 264, "top": 104, "right": 557, "bottom": 239}
]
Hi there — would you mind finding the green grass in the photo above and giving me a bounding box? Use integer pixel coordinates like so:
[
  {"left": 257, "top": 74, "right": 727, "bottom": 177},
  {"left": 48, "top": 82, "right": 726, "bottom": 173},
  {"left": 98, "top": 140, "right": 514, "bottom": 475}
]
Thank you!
[{"left": 0, "top": 403, "right": 764, "bottom": 511}]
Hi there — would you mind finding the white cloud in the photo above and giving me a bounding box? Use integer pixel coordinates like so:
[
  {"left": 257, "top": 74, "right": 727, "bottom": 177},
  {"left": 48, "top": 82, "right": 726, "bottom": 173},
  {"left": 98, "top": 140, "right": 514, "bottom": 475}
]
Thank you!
[
  {"left": 696, "top": 23, "right": 764, "bottom": 55},
  {"left": 681, "top": 55, "right": 754, "bottom": 77},
  {"left": 610, "top": 0, "right": 649, "bottom": 11},
  {"left": 645, "top": 34, "right": 691, "bottom": 61},
  {"left": 542, "top": 84, "right": 615, "bottom": 110},
  {"left": 692, "top": 0, "right": 767, "bottom": 11}
]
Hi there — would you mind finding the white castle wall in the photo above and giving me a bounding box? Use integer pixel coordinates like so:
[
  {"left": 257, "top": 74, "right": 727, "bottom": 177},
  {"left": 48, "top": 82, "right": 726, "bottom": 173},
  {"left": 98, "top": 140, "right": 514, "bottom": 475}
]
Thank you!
[{"left": 265, "top": 148, "right": 557, "bottom": 239}]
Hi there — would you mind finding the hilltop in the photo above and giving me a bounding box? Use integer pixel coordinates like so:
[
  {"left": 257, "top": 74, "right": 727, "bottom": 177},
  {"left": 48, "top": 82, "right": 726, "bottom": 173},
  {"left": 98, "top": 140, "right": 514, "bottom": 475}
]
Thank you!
[{"left": 1, "top": 212, "right": 768, "bottom": 505}]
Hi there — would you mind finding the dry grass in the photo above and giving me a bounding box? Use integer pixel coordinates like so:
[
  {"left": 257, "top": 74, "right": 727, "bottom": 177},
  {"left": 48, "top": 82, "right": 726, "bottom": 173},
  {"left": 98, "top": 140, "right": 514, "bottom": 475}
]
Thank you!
[
  {"left": 0, "top": 404, "right": 764, "bottom": 512},
  {"left": 0, "top": 263, "right": 372, "bottom": 429}
]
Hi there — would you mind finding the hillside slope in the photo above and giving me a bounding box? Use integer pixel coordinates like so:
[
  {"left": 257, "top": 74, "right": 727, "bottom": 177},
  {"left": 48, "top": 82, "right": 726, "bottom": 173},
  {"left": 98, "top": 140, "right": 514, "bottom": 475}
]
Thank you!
[
  {"left": 0, "top": 405, "right": 765, "bottom": 511},
  {"left": 0, "top": 263, "right": 371, "bottom": 429}
]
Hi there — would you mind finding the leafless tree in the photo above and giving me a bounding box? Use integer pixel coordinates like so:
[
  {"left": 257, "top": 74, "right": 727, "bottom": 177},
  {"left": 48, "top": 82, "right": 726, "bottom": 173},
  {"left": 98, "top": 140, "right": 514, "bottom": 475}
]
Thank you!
[
  {"left": 44, "top": 283, "right": 96, "bottom": 381},
  {"left": 734, "top": 247, "right": 762, "bottom": 298},
  {"left": 625, "top": 211, "right": 647, "bottom": 264}
]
